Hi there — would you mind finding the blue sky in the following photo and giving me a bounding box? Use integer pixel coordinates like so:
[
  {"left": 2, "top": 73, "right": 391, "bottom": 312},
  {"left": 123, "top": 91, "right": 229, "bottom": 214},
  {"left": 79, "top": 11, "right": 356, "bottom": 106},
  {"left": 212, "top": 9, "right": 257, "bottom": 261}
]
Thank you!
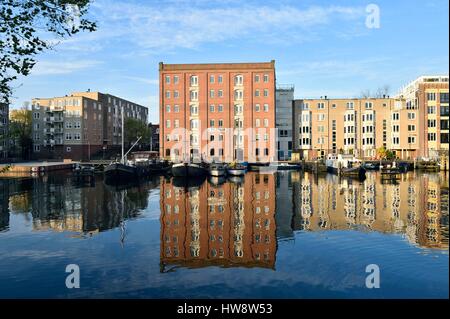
[{"left": 11, "top": 0, "right": 449, "bottom": 123}]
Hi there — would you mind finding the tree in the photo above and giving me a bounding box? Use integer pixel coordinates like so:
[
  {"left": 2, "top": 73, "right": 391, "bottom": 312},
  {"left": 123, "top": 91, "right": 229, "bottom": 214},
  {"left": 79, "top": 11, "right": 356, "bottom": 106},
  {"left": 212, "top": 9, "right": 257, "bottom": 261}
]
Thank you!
[
  {"left": 376, "top": 146, "right": 395, "bottom": 160},
  {"left": 1, "top": 0, "right": 96, "bottom": 104},
  {"left": 359, "top": 85, "right": 391, "bottom": 98},
  {"left": 124, "top": 118, "right": 150, "bottom": 150},
  {"left": 9, "top": 106, "right": 32, "bottom": 159}
]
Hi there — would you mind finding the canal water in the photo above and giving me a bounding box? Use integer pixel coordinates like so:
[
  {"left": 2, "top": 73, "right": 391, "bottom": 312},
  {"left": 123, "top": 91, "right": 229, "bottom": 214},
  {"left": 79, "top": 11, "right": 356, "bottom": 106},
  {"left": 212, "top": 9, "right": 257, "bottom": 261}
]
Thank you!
[{"left": 0, "top": 171, "right": 448, "bottom": 298}]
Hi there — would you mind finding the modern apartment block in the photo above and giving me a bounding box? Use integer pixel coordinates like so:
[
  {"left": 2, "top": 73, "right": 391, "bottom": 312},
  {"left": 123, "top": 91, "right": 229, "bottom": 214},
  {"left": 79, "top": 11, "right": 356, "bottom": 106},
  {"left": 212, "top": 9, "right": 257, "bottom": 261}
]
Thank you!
[
  {"left": 32, "top": 92, "right": 148, "bottom": 160},
  {"left": 276, "top": 85, "right": 294, "bottom": 160},
  {"left": 159, "top": 61, "right": 276, "bottom": 163},
  {"left": 293, "top": 97, "right": 421, "bottom": 160},
  {"left": 0, "top": 103, "right": 8, "bottom": 160},
  {"left": 397, "top": 75, "right": 449, "bottom": 159}
]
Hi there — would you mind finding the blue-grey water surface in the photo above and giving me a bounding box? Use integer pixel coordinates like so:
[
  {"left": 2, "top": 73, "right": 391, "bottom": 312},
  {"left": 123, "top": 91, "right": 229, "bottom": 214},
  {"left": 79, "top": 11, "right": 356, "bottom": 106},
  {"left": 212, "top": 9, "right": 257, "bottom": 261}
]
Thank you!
[{"left": 0, "top": 171, "right": 448, "bottom": 298}]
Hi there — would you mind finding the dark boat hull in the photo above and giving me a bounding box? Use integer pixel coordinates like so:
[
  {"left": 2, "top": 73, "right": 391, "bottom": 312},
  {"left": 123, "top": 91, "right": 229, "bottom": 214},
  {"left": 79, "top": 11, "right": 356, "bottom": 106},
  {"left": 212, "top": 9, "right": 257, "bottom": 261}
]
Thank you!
[
  {"left": 104, "top": 163, "right": 138, "bottom": 183},
  {"left": 172, "top": 163, "right": 208, "bottom": 177}
]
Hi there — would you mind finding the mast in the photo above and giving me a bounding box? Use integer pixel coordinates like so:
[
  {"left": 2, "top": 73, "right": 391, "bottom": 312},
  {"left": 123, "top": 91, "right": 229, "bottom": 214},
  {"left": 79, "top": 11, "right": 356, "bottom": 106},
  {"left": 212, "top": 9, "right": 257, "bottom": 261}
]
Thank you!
[{"left": 121, "top": 105, "right": 124, "bottom": 164}]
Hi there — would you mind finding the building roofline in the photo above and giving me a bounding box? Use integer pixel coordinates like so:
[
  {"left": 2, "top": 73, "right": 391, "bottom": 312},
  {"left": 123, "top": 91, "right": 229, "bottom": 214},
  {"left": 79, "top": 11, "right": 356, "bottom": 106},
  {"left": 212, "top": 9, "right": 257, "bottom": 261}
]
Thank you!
[{"left": 159, "top": 60, "right": 275, "bottom": 71}]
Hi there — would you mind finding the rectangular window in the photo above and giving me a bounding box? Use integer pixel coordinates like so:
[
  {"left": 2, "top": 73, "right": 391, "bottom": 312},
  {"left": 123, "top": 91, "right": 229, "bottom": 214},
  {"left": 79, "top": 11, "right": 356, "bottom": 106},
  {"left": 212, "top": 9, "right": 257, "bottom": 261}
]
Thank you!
[
  {"left": 441, "top": 105, "right": 449, "bottom": 116},
  {"left": 441, "top": 119, "right": 449, "bottom": 130},
  {"left": 427, "top": 92, "right": 436, "bottom": 101},
  {"left": 218, "top": 90, "right": 223, "bottom": 98},
  {"left": 264, "top": 104, "right": 269, "bottom": 112},
  {"left": 174, "top": 75, "right": 179, "bottom": 84},
  {"left": 428, "top": 106, "right": 436, "bottom": 114},
  {"left": 255, "top": 104, "right": 260, "bottom": 112},
  {"left": 218, "top": 75, "right": 223, "bottom": 83},
  {"left": 263, "top": 74, "right": 269, "bottom": 83},
  {"left": 210, "top": 105, "right": 215, "bottom": 112},
  {"left": 408, "top": 112, "right": 416, "bottom": 120},
  {"left": 255, "top": 90, "right": 260, "bottom": 97},
  {"left": 440, "top": 92, "right": 449, "bottom": 103},
  {"left": 440, "top": 133, "right": 449, "bottom": 144},
  {"left": 210, "top": 75, "right": 214, "bottom": 83},
  {"left": 165, "top": 75, "right": 170, "bottom": 84},
  {"left": 255, "top": 75, "right": 260, "bottom": 82},
  {"left": 263, "top": 89, "right": 269, "bottom": 97},
  {"left": 218, "top": 104, "right": 223, "bottom": 112},
  {"left": 166, "top": 120, "right": 170, "bottom": 128},
  {"left": 210, "top": 90, "right": 215, "bottom": 98}
]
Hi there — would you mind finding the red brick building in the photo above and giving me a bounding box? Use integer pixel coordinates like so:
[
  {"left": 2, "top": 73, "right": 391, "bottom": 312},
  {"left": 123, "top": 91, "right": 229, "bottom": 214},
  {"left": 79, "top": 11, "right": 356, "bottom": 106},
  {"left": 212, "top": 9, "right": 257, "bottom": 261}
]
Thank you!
[{"left": 159, "top": 61, "right": 277, "bottom": 163}]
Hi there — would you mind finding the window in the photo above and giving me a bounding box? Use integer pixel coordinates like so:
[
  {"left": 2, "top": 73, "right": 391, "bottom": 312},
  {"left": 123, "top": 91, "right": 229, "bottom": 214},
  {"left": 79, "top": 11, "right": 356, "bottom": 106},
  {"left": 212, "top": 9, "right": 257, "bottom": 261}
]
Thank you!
[
  {"left": 174, "top": 91, "right": 179, "bottom": 98},
  {"left": 190, "top": 90, "right": 198, "bottom": 101},
  {"left": 317, "top": 114, "right": 325, "bottom": 121},
  {"left": 263, "top": 74, "right": 269, "bottom": 83},
  {"left": 255, "top": 119, "right": 260, "bottom": 127},
  {"left": 428, "top": 106, "right": 436, "bottom": 114},
  {"left": 407, "top": 136, "right": 416, "bottom": 144},
  {"left": 190, "top": 120, "right": 198, "bottom": 129},
  {"left": 209, "top": 75, "right": 214, "bottom": 83},
  {"left": 218, "top": 119, "right": 223, "bottom": 127},
  {"left": 428, "top": 133, "right": 436, "bottom": 141},
  {"left": 174, "top": 75, "right": 179, "bottom": 84},
  {"left": 441, "top": 119, "right": 449, "bottom": 130},
  {"left": 210, "top": 105, "right": 215, "bottom": 112},
  {"left": 408, "top": 125, "right": 416, "bottom": 131},
  {"left": 263, "top": 89, "right": 269, "bottom": 97},
  {"left": 427, "top": 92, "right": 436, "bottom": 101},
  {"left": 165, "top": 75, "right": 170, "bottom": 84},
  {"left": 218, "top": 90, "right": 223, "bottom": 98},
  {"left": 174, "top": 119, "right": 179, "bottom": 128},
  {"left": 440, "top": 92, "right": 449, "bottom": 103},
  {"left": 234, "top": 90, "right": 243, "bottom": 100},
  {"left": 190, "top": 105, "right": 198, "bottom": 115},
  {"left": 65, "top": 133, "right": 72, "bottom": 140},
  {"left": 318, "top": 102, "right": 325, "bottom": 109},
  {"left": 255, "top": 104, "right": 260, "bottom": 112},
  {"left": 34, "top": 145, "right": 40, "bottom": 152},
  {"left": 166, "top": 105, "right": 171, "bottom": 113},
  {"left": 264, "top": 104, "right": 269, "bottom": 112},
  {"left": 255, "top": 89, "right": 260, "bottom": 97},
  {"left": 365, "top": 102, "right": 373, "bottom": 109},
  {"left": 234, "top": 75, "right": 243, "bottom": 86},
  {"left": 441, "top": 133, "right": 449, "bottom": 144},
  {"left": 428, "top": 119, "right": 436, "bottom": 127},
  {"left": 33, "top": 113, "right": 40, "bottom": 119},
  {"left": 174, "top": 105, "right": 180, "bottom": 113},
  {"left": 166, "top": 120, "right": 171, "bottom": 128},
  {"left": 392, "top": 113, "right": 399, "bottom": 121},
  {"left": 392, "top": 125, "right": 400, "bottom": 132},
  {"left": 346, "top": 102, "right": 354, "bottom": 109},
  {"left": 441, "top": 105, "right": 449, "bottom": 116},
  {"left": 264, "top": 119, "right": 269, "bottom": 127},
  {"left": 392, "top": 137, "right": 399, "bottom": 144},
  {"left": 190, "top": 75, "right": 198, "bottom": 86},
  {"left": 218, "top": 75, "right": 223, "bottom": 83},
  {"left": 218, "top": 104, "right": 223, "bottom": 112},
  {"left": 210, "top": 119, "right": 215, "bottom": 127},
  {"left": 255, "top": 75, "right": 260, "bottom": 82},
  {"left": 407, "top": 112, "right": 416, "bottom": 120},
  {"left": 165, "top": 91, "right": 170, "bottom": 99}
]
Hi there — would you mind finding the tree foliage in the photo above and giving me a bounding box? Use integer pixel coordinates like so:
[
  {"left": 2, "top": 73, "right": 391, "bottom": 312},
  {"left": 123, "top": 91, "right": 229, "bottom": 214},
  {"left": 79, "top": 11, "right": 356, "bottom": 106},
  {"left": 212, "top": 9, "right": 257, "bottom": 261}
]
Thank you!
[
  {"left": 376, "top": 146, "right": 395, "bottom": 160},
  {"left": 9, "top": 106, "right": 32, "bottom": 159},
  {"left": 124, "top": 118, "right": 150, "bottom": 148},
  {"left": 1, "top": 0, "right": 96, "bottom": 104}
]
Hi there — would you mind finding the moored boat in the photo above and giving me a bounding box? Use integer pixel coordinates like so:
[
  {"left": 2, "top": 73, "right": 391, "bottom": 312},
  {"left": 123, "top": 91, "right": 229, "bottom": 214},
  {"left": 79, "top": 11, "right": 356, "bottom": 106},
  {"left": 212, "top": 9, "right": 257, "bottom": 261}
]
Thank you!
[
  {"left": 209, "top": 163, "right": 227, "bottom": 177},
  {"left": 171, "top": 162, "right": 208, "bottom": 177},
  {"left": 227, "top": 163, "right": 246, "bottom": 176},
  {"left": 104, "top": 162, "right": 138, "bottom": 182},
  {"left": 326, "top": 154, "right": 366, "bottom": 179}
]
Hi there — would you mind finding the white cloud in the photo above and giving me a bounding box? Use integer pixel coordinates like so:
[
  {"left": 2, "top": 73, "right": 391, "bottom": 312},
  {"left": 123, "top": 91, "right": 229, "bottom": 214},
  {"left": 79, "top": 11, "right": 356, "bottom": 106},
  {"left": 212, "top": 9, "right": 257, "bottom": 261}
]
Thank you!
[
  {"left": 84, "top": 1, "right": 366, "bottom": 53},
  {"left": 31, "top": 60, "right": 102, "bottom": 75}
]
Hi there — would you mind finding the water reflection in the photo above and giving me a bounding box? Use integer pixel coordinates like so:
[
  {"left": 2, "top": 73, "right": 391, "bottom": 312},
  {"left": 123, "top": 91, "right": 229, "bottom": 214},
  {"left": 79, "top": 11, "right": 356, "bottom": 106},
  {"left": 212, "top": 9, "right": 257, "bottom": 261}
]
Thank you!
[
  {"left": 0, "top": 173, "right": 158, "bottom": 235},
  {"left": 282, "top": 171, "right": 449, "bottom": 250},
  {"left": 160, "top": 173, "right": 277, "bottom": 271}
]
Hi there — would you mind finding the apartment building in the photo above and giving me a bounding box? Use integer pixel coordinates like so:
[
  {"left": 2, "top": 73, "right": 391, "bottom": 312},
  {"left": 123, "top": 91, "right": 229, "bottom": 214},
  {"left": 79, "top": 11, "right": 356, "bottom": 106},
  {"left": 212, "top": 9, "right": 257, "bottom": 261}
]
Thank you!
[
  {"left": 32, "top": 92, "right": 148, "bottom": 160},
  {"left": 397, "top": 75, "right": 449, "bottom": 159},
  {"left": 0, "top": 103, "right": 8, "bottom": 160},
  {"left": 159, "top": 61, "right": 276, "bottom": 163},
  {"left": 276, "top": 85, "right": 294, "bottom": 160},
  {"left": 293, "top": 97, "right": 419, "bottom": 160}
]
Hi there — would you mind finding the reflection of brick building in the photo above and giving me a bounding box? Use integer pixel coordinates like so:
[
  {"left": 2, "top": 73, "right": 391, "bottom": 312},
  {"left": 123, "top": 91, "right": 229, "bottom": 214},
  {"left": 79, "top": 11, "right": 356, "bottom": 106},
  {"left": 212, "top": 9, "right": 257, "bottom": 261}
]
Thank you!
[
  {"left": 290, "top": 171, "right": 448, "bottom": 250},
  {"left": 160, "top": 172, "right": 276, "bottom": 271}
]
